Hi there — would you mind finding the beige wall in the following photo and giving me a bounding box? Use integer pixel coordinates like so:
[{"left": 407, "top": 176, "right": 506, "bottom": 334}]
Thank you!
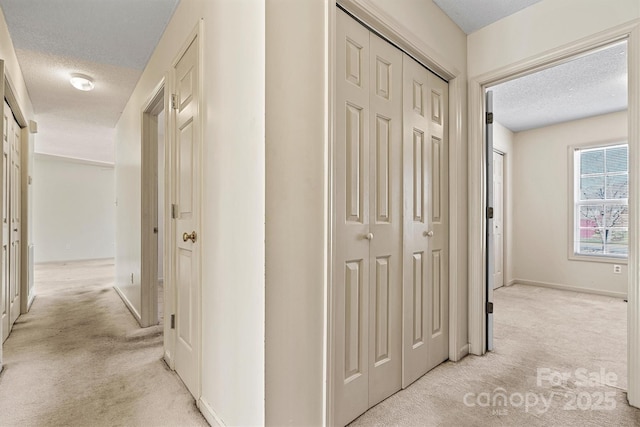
[
  {"left": 468, "top": 0, "right": 640, "bottom": 78},
  {"left": 33, "top": 155, "right": 115, "bottom": 263},
  {"left": 511, "top": 112, "right": 628, "bottom": 297}
]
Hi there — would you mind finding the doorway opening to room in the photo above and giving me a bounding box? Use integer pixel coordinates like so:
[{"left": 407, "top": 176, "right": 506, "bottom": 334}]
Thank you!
[
  {"left": 141, "top": 84, "right": 166, "bottom": 330},
  {"left": 484, "top": 39, "right": 629, "bottom": 391}
]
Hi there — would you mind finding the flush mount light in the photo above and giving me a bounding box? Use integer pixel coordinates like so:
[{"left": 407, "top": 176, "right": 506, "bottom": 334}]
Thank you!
[{"left": 69, "top": 73, "right": 95, "bottom": 91}]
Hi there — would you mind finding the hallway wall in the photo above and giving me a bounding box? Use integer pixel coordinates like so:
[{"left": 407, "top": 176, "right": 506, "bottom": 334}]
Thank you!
[
  {"left": 33, "top": 154, "right": 115, "bottom": 263},
  {"left": 115, "top": 0, "right": 265, "bottom": 425}
]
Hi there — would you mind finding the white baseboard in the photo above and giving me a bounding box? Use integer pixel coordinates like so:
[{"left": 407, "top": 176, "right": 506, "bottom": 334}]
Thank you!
[
  {"left": 511, "top": 279, "right": 627, "bottom": 299},
  {"left": 198, "top": 397, "right": 225, "bottom": 426},
  {"left": 456, "top": 344, "right": 470, "bottom": 361},
  {"left": 113, "top": 285, "right": 143, "bottom": 325}
]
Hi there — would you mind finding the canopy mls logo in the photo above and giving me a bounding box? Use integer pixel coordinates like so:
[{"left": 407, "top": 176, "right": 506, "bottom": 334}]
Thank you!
[{"left": 463, "top": 367, "right": 619, "bottom": 415}]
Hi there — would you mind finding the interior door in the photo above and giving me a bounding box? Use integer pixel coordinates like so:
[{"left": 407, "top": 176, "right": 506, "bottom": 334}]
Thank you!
[
  {"left": 485, "top": 90, "right": 494, "bottom": 351},
  {"left": 493, "top": 151, "right": 504, "bottom": 289},
  {"left": 9, "top": 114, "right": 20, "bottom": 329},
  {"left": 402, "top": 54, "right": 449, "bottom": 386},
  {"left": 1, "top": 101, "right": 8, "bottom": 343},
  {"left": 172, "top": 35, "right": 200, "bottom": 398}
]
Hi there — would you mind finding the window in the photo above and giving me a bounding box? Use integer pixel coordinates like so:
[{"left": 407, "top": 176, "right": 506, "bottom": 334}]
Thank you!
[{"left": 573, "top": 143, "right": 628, "bottom": 259}]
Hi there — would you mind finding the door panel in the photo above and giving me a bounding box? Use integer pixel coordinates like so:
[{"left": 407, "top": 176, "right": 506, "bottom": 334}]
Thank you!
[
  {"left": 402, "top": 55, "right": 431, "bottom": 386},
  {"left": 427, "top": 76, "right": 448, "bottom": 371},
  {"left": 493, "top": 151, "right": 504, "bottom": 289},
  {"left": 173, "top": 35, "right": 200, "bottom": 398},
  {"left": 402, "top": 55, "right": 449, "bottom": 386},
  {"left": 367, "top": 31, "right": 402, "bottom": 408},
  {"left": 486, "top": 91, "right": 494, "bottom": 351},
  {"left": 1, "top": 102, "right": 8, "bottom": 342},
  {"left": 334, "top": 10, "right": 370, "bottom": 425}
]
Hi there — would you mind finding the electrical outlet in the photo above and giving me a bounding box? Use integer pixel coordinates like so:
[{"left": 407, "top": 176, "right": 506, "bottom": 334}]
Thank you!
[{"left": 614, "top": 265, "right": 622, "bottom": 274}]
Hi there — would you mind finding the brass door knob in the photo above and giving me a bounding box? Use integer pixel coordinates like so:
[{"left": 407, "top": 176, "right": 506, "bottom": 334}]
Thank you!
[{"left": 183, "top": 231, "right": 197, "bottom": 243}]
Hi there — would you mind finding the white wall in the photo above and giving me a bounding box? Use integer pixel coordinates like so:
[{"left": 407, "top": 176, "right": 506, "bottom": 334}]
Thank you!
[
  {"left": 511, "top": 111, "right": 628, "bottom": 297},
  {"left": 115, "top": 0, "right": 265, "bottom": 425},
  {"left": 493, "top": 121, "right": 514, "bottom": 286},
  {"left": 33, "top": 154, "right": 114, "bottom": 263}
]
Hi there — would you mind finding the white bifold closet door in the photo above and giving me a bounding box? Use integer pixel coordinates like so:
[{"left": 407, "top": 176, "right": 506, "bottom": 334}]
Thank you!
[
  {"left": 1, "top": 100, "right": 20, "bottom": 343},
  {"left": 334, "top": 9, "right": 449, "bottom": 426},
  {"left": 334, "top": 9, "right": 403, "bottom": 426}
]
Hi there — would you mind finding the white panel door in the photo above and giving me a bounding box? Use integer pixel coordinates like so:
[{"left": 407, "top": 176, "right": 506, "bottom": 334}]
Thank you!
[
  {"left": 9, "top": 114, "right": 20, "bottom": 329},
  {"left": 334, "top": 10, "right": 371, "bottom": 425},
  {"left": 402, "top": 54, "right": 449, "bottom": 386},
  {"left": 172, "top": 35, "right": 200, "bottom": 398},
  {"left": 1, "top": 101, "right": 8, "bottom": 343},
  {"left": 493, "top": 151, "right": 504, "bottom": 289}
]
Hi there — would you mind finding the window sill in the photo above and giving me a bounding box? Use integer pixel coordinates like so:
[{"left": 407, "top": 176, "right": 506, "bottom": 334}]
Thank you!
[{"left": 568, "top": 254, "right": 628, "bottom": 265}]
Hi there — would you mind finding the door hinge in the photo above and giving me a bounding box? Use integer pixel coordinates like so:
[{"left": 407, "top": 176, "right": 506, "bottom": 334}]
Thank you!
[
  {"left": 486, "top": 112, "right": 493, "bottom": 124},
  {"left": 487, "top": 302, "right": 494, "bottom": 314},
  {"left": 487, "top": 206, "right": 494, "bottom": 219},
  {"left": 171, "top": 203, "right": 177, "bottom": 219},
  {"left": 171, "top": 94, "right": 179, "bottom": 110},
  {"left": 170, "top": 314, "right": 175, "bottom": 329}
]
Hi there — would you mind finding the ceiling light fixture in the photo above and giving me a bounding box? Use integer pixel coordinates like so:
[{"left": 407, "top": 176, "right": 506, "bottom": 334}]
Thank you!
[{"left": 69, "top": 73, "right": 95, "bottom": 91}]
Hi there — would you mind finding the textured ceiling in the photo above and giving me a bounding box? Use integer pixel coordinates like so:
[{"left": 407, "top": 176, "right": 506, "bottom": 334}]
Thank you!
[
  {"left": 491, "top": 41, "right": 628, "bottom": 133},
  {"left": 433, "top": 0, "right": 543, "bottom": 34},
  {"left": 0, "top": 0, "right": 180, "bottom": 163}
]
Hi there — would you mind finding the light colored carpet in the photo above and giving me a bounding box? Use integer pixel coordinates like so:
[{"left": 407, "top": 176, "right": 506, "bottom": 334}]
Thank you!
[
  {"left": 0, "top": 259, "right": 207, "bottom": 427},
  {"left": 351, "top": 284, "right": 640, "bottom": 426}
]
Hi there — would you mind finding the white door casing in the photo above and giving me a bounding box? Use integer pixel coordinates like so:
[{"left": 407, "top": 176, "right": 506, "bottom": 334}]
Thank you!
[
  {"left": 9, "top": 112, "right": 20, "bottom": 330},
  {"left": 172, "top": 34, "right": 201, "bottom": 399},
  {"left": 402, "top": 54, "right": 449, "bottom": 386},
  {"left": 493, "top": 151, "right": 504, "bottom": 290}
]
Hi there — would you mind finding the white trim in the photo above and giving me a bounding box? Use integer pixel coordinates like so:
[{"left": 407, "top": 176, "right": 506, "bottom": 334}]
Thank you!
[
  {"left": 512, "top": 279, "right": 627, "bottom": 300},
  {"left": 197, "top": 398, "right": 225, "bottom": 427},
  {"left": 114, "top": 285, "right": 142, "bottom": 324},
  {"left": 33, "top": 152, "right": 114, "bottom": 168},
  {"left": 140, "top": 78, "right": 165, "bottom": 329},
  {"left": 468, "top": 19, "right": 640, "bottom": 407}
]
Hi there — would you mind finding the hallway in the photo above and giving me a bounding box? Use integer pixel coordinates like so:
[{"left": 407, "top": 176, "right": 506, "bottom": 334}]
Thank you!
[{"left": 0, "top": 260, "right": 206, "bottom": 426}]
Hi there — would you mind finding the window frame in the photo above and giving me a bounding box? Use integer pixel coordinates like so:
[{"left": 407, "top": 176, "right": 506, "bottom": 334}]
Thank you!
[{"left": 568, "top": 140, "right": 629, "bottom": 264}]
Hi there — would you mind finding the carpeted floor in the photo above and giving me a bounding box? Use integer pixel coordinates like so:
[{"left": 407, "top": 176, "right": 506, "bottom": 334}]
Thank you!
[
  {"left": 351, "top": 284, "right": 640, "bottom": 426},
  {"left": 0, "top": 259, "right": 207, "bottom": 427}
]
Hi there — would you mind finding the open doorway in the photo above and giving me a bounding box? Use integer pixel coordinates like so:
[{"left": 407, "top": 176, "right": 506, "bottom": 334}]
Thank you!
[
  {"left": 485, "top": 40, "right": 628, "bottom": 388},
  {"left": 141, "top": 83, "right": 166, "bottom": 329}
]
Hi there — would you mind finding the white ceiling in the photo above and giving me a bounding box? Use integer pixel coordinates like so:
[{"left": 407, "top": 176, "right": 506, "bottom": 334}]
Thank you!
[
  {"left": 434, "top": 0, "right": 628, "bottom": 133},
  {"left": 491, "top": 41, "right": 628, "bottom": 133},
  {"left": 433, "top": 0, "right": 543, "bottom": 34},
  {"left": 0, "top": 0, "right": 180, "bottom": 163}
]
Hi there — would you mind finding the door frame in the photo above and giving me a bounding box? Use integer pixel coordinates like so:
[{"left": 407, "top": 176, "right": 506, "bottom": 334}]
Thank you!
[
  {"left": 328, "top": 0, "right": 465, "bottom": 423},
  {"left": 467, "top": 21, "right": 640, "bottom": 407},
  {"left": 141, "top": 79, "right": 167, "bottom": 329}
]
